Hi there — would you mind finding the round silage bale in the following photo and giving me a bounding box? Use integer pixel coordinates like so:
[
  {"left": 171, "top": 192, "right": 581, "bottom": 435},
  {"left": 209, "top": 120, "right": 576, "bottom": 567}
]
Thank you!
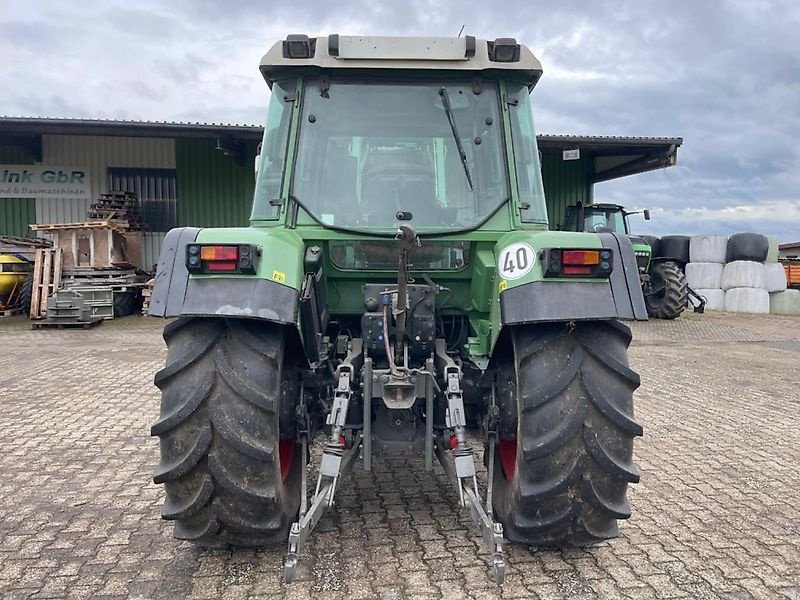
[
  {"left": 764, "top": 262, "right": 788, "bottom": 293},
  {"left": 689, "top": 235, "right": 728, "bottom": 263},
  {"left": 693, "top": 289, "right": 726, "bottom": 311},
  {"left": 726, "top": 233, "right": 769, "bottom": 262},
  {"left": 685, "top": 262, "right": 724, "bottom": 289},
  {"left": 769, "top": 289, "right": 800, "bottom": 315},
  {"left": 640, "top": 235, "right": 660, "bottom": 256},
  {"left": 656, "top": 235, "right": 691, "bottom": 263},
  {"left": 721, "top": 261, "right": 765, "bottom": 290},
  {"left": 724, "top": 288, "right": 770, "bottom": 314}
]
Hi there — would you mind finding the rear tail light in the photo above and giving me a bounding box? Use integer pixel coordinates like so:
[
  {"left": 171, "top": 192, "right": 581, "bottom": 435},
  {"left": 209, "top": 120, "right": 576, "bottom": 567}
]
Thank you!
[
  {"left": 542, "top": 248, "right": 613, "bottom": 278},
  {"left": 186, "top": 244, "right": 259, "bottom": 274},
  {"left": 200, "top": 245, "right": 238, "bottom": 261},
  {"left": 562, "top": 250, "right": 599, "bottom": 265}
]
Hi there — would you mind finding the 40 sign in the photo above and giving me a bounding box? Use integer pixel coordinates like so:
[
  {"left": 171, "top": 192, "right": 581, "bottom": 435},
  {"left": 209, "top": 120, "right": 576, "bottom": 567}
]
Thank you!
[
  {"left": 0, "top": 166, "right": 91, "bottom": 199},
  {"left": 497, "top": 242, "right": 536, "bottom": 280}
]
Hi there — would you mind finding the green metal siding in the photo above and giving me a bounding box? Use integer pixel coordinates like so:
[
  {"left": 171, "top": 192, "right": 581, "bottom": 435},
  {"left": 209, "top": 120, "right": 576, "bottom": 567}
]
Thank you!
[
  {"left": 0, "top": 145, "right": 36, "bottom": 237},
  {"left": 540, "top": 150, "right": 593, "bottom": 229},
  {"left": 175, "top": 138, "right": 258, "bottom": 228}
]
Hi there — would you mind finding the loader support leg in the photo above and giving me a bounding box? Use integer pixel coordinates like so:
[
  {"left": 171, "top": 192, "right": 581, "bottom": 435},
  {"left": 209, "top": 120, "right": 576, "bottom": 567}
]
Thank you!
[
  {"left": 435, "top": 438, "right": 505, "bottom": 584},
  {"left": 433, "top": 340, "right": 505, "bottom": 584},
  {"left": 284, "top": 340, "right": 363, "bottom": 583},
  {"left": 425, "top": 356, "right": 435, "bottom": 472},
  {"left": 363, "top": 357, "right": 373, "bottom": 471}
]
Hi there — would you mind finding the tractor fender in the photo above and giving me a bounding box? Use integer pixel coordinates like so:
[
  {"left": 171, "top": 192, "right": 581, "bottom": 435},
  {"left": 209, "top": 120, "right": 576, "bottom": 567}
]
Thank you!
[
  {"left": 494, "top": 231, "right": 647, "bottom": 338},
  {"left": 148, "top": 226, "right": 301, "bottom": 325}
]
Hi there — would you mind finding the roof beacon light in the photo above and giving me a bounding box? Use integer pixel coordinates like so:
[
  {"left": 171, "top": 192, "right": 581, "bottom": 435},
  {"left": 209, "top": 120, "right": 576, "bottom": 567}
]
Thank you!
[
  {"left": 283, "top": 34, "right": 313, "bottom": 59},
  {"left": 489, "top": 38, "right": 521, "bottom": 63}
]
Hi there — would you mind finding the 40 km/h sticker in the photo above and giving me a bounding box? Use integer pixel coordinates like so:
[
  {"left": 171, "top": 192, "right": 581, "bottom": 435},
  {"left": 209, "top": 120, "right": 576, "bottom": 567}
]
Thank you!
[{"left": 498, "top": 242, "right": 536, "bottom": 280}]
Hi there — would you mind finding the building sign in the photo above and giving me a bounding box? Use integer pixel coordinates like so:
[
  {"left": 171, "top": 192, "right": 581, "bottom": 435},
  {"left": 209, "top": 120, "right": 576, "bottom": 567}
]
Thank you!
[
  {"left": 562, "top": 148, "right": 580, "bottom": 161},
  {"left": 0, "top": 165, "right": 91, "bottom": 199}
]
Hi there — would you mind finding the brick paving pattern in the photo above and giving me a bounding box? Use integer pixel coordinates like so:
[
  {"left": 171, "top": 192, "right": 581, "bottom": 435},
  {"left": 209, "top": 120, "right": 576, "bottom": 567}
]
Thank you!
[{"left": 0, "top": 311, "right": 798, "bottom": 599}]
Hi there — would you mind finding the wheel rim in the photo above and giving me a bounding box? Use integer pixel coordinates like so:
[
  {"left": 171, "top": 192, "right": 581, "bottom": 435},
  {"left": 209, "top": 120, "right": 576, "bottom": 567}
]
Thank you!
[
  {"left": 498, "top": 438, "right": 517, "bottom": 481},
  {"left": 278, "top": 439, "right": 296, "bottom": 482}
]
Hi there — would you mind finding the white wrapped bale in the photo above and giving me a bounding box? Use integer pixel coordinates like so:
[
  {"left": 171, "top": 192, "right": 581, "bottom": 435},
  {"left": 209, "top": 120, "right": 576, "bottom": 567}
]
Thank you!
[
  {"left": 694, "top": 289, "right": 726, "bottom": 311},
  {"left": 764, "top": 262, "right": 788, "bottom": 293},
  {"left": 725, "top": 288, "right": 770, "bottom": 314},
  {"left": 689, "top": 235, "right": 728, "bottom": 263},
  {"left": 685, "top": 262, "right": 723, "bottom": 289},
  {"left": 769, "top": 289, "right": 800, "bottom": 315},
  {"left": 766, "top": 237, "right": 779, "bottom": 263},
  {"left": 721, "top": 261, "right": 765, "bottom": 290}
]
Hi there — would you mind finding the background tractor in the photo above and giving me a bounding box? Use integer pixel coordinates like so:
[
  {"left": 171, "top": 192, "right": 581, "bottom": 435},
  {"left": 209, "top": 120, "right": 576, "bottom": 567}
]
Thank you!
[
  {"left": 149, "top": 35, "right": 647, "bottom": 583},
  {"left": 562, "top": 202, "right": 704, "bottom": 319}
]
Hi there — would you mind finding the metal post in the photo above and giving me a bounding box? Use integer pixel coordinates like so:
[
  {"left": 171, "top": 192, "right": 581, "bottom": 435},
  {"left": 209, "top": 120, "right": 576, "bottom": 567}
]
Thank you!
[
  {"left": 425, "top": 357, "right": 434, "bottom": 471},
  {"left": 363, "top": 357, "right": 372, "bottom": 471}
]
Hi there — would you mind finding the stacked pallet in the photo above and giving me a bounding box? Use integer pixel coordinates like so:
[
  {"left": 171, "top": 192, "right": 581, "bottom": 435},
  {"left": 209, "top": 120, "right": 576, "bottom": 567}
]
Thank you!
[
  {"left": 87, "top": 191, "right": 147, "bottom": 231},
  {"left": 141, "top": 278, "right": 155, "bottom": 315}
]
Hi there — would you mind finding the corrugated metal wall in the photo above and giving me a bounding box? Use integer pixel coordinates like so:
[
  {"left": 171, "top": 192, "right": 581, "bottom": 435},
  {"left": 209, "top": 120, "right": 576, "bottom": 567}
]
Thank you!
[
  {"left": 38, "top": 135, "right": 175, "bottom": 225},
  {"left": 0, "top": 145, "right": 36, "bottom": 237},
  {"left": 540, "top": 150, "right": 593, "bottom": 229},
  {"left": 142, "top": 232, "right": 167, "bottom": 270},
  {"left": 176, "top": 138, "right": 257, "bottom": 228},
  {"left": 108, "top": 168, "right": 177, "bottom": 231}
]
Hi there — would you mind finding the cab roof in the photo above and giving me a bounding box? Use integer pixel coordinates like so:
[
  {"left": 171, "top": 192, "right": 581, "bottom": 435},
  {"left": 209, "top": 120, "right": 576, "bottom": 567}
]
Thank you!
[{"left": 259, "top": 35, "right": 543, "bottom": 89}]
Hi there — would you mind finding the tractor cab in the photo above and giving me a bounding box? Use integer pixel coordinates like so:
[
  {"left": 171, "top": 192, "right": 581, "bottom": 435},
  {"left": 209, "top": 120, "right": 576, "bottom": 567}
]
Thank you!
[{"left": 562, "top": 202, "right": 650, "bottom": 235}]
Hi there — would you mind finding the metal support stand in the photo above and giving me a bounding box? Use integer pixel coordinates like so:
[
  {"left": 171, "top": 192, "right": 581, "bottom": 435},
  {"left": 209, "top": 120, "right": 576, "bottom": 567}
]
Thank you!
[
  {"left": 363, "top": 357, "right": 372, "bottom": 471},
  {"left": 284, "top": 340, "right": 363, "bottom": 583},
  {"left": 432, "top": 348, "right": 505, "bottom": 584},
  {"left": 424, "top": 357, "right": 435, "bottom": 472}
]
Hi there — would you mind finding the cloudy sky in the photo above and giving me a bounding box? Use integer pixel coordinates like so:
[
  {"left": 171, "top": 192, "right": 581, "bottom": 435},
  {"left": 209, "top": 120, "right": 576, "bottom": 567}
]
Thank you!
[{"left": 2, "top": 0, "right": 798, "bottom": 241}]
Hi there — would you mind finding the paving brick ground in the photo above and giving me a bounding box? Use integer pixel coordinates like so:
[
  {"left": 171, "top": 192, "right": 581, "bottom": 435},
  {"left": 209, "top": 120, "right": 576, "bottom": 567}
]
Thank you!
[{"left": 0, "top": 311, "right": 798, "bottom": 599}]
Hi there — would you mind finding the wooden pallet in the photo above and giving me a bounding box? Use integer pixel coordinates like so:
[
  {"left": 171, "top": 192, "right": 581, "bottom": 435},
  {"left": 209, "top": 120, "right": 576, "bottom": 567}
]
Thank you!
[
  {"left": 0, "top": 308, "right": 22, "bottom": 318},
  {"left": 141, "top": 279, "right": 155, "bottom": 315},
  {"left": 30, "top": 220, "right": 125, "bottom": 233},
  {"left": 31, "top": 316, "right": 104, "bottom": 330},
  {"left": 29, "top": 248, "right": 63, "bottom": 319}
]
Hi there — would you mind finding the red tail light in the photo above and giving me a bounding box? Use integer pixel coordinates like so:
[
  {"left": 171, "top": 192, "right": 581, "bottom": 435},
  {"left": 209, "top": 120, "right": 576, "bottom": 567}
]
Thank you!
[
  {"left": 200, "top": 245, "right": 239, "bottom": 261},
  {"left": 186, "top": 244, "right": 258, "bottom": 274},
  {"left": 542, "top": 248, "right": 613, "bottom": 278},
  {"left": 207, "top": 261, "right": 239, "bottom": 271},
  {"left": 562, "top": 250, "right": 599, "bottom": 265},
  {"left": 562, "top": 266, "right": 592, "bottom": 275}
]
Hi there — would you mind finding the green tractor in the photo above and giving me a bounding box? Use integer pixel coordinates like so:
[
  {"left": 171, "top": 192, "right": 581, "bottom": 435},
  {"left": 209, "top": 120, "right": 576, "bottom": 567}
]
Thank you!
[
  {"left": 562, "top": 202, "right": 704, "bottom": 319},
  {"left": 149, "top": 35, "right": 647, "bottom": 583}
]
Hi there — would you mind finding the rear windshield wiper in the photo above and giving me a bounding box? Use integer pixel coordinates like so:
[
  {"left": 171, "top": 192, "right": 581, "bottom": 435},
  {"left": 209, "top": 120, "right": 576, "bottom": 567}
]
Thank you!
[{"left": 439, "top": 87, "right": 474, "bottom": 191}]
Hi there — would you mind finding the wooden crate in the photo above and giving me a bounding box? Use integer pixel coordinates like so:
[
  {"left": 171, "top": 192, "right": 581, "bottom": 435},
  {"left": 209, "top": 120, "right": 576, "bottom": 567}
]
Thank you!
[{"left": 29, "top": 222, "right": 143, "bottom": 269}]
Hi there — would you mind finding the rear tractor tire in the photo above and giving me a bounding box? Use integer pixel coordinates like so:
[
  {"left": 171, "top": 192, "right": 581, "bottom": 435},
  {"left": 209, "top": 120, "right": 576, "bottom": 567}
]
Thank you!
[
  {"left": 18, "top": 274, "right": 33, "bottom": 317},
  {"left": 491, "top": 320, "right": 642, "bottom": 546},
  {"left": 151, "top": 317, "right": 302, "bottom": 546},
  {"left": 645, "top": 261, "right": 688, "bottom": 319}
]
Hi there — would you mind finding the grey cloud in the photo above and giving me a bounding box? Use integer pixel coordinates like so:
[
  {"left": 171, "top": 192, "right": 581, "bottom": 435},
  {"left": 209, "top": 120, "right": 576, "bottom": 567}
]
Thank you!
[{"left": 1, "top": 0, "right": 798, "bottom": 240}]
